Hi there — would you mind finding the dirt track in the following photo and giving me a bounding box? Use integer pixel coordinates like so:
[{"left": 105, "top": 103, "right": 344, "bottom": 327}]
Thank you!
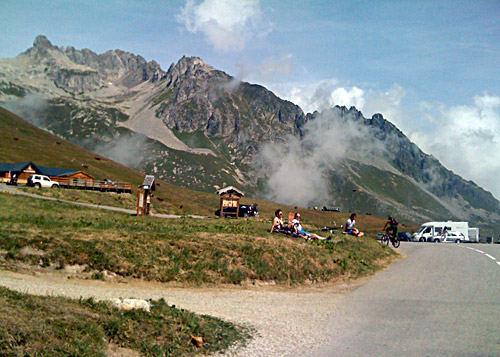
[{"left": 0, "top": 269, "right": 357, "bottom": 356}]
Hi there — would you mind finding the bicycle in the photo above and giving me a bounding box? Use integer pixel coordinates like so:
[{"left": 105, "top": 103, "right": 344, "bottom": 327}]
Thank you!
[{"left": 380, "top": 232, "right": 400, "bottom": 248}]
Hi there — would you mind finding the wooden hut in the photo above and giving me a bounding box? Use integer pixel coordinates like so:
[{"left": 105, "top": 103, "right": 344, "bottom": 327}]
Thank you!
[{"left": 216, "top": 186, "right": 244, "bottom": 218}]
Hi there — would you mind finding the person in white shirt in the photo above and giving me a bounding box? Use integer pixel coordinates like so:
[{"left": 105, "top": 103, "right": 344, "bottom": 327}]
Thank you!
[{"left": 344, "top": 213, "right": 364, "bottom": 237}]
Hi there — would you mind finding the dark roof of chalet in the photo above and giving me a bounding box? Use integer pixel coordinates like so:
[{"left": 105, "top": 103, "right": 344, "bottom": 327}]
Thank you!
[
  {"left": 216, "top": 186, "right": 245, "bottom": 197},
  {"left": 0, "top": 161, "right": 78, "bottom": 177},
  {"left": 0, "top": 162, "right": 33, "bottom": 173},
  {"left": 37, "top": 165, "right": 79, "bottom": 177}
]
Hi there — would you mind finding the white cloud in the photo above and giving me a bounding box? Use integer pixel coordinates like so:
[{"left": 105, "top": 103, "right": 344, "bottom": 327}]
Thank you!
[
  {"left": 265, "top": 80, "right": 392, "bottom": 117},
  {"left": 255, "top": 109, "right": 387, "bottom": 207},
  {"left": 256, "top": 53, "right": 294, "bottom": 80},
  {"left": 256, "top": 73, "right": 500, "bottom": 201},
  {"left": 330, "top": 86, "right": 365, "bottom": 110},
  {"left": 268, "top": 78, "right": 500, "bottom": 201},
  {"left": 264, "top": 79, "right": 341, "bottom": 113},
  {"left": 411, "top": 93, "right": 500, "bottom": 199},
  {"left": 177, "top": 0, "right": 265, "bottom": 52},
  {"left": 362, "top": 84, "right": 407, "bottom": 123},
  {"left": 2, "top": 94, "right": 48, "bottom": 126}
]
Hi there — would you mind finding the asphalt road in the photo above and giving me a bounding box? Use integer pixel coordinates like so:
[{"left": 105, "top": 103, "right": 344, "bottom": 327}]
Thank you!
[{"left": 315, "top": 242, "right": 500, "bottom": 356}]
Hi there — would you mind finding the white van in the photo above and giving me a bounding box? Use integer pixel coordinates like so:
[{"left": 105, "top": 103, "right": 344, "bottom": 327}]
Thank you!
[
  {"left": 468, "top": 228, "right": 480, "bottom": 243},
  {"left": 413, "top": 221, "right": 469, "bottom": 242}
]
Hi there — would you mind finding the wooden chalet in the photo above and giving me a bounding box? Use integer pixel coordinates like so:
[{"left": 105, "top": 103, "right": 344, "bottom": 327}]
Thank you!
[
  {"left": 0, "top": 161, "right": 132, "bottom": 193},
  {"left": 0, "top": 161, "right": 92, "bottom": 184}
]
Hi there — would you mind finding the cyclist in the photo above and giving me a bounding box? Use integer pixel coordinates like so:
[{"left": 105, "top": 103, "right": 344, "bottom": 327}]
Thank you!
[{"left": 382, "top": 215, "right": 399, "bottom": 238}]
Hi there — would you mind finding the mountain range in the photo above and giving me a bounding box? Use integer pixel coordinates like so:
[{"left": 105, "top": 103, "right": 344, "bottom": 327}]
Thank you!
[{"left": 1, "top": 35, "right": 499, "bottom": 234}]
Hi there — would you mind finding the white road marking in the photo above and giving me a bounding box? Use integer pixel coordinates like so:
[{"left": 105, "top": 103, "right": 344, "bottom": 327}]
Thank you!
[{"left": 460, "top": 246, "right": 499, "bottom": 266}]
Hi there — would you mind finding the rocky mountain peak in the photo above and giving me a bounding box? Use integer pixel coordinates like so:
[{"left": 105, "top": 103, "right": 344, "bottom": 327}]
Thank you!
[
  {"left": 17, "top": 35, "right": 167, "bottom": 91},
  {"left": 164, "top": 55, "right": 221, "bottom": 88},
  {"left": 33, "top": 35, "right": 56, "bottom": 50},
  {"left": 167, "top": 56, "right": 216, "bottom": 77},
  {"left": 177, "top": 56, "right": 214, "bottom": 72}
]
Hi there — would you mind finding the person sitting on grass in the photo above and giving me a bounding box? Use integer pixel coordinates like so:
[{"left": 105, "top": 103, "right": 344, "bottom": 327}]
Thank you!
[
  {"left": 344, "top": 213, "right": 365, "bottom": 237},
  {"left": 270, "top": 209, "right": 286, "bottom": 233},
  {"left": 289, "top": 213, "right": 331, "bottom": 241}
]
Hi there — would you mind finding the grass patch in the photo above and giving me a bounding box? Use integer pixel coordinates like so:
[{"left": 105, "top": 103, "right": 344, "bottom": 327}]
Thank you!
[
  {"left": 0, "top": 194, "right": 396, "bottom": 285},
  {"left": 171, "top": 129, "right": 216, "bottom": 151},
  {"left": 0, "top": 286, "right": 250, "bottom": 356},
  {"left": 18, "top": 187, "right": 138, "bottom": 211},
  {"left": 149, "top": 88, "right": 176, "bottom": 107}
]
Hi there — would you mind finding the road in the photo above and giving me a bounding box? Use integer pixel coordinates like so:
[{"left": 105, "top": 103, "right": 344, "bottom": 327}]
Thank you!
[{"left": 315, "top": 242, "right": 500, "bottom": 356}]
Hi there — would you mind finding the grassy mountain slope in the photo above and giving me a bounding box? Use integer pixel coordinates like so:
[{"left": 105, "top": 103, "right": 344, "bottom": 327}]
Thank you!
[
  {"left": 304, "top": 107, "right": 500, "bottom": 235},
  {"left": 0, "top": 106, "right": 219, "bottom": 216},
  {"left": 1, "top": 106, "right": 400, "bottom": 233}
]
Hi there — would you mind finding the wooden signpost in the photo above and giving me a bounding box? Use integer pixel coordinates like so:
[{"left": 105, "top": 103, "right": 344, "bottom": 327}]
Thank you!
[{"left": 137, "top": 175, "right": 155, "bottom": 216}]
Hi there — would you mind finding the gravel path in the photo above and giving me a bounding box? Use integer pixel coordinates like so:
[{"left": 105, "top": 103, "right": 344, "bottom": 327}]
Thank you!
[
  {"left": 0, "top": 270, "right": 356, "bottom": 356},
  {"left": 0, "top": 183, "right": 206, "bottom": 219}
]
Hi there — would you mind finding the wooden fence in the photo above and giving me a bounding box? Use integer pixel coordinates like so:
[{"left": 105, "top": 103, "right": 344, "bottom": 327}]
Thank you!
[{"left": 51, "top": 177, "right": 132, "bottom": 193}]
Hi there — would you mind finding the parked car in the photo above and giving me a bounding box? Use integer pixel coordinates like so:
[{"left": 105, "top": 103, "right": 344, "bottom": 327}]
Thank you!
[
  {"left": 215, "top": 204, "right": 259, "bottom": 218},
  {"left": 433, "top": 231, "right": 467, "bottom": 243},
  {"left": 376, "top": 233, "right": 385, "bottom": 241},
  {"left": 322, "top": 206, "right": 340, "bottom": 212},
  {"left": 397, "top": 232, "right": 412, "bottom": 241},
  {"left": 27, "top": 174, "right": 60, "bottom": 188}
]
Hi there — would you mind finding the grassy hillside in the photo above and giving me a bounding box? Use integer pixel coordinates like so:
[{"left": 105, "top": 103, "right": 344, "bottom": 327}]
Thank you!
[
  {"left": 0, "top": 286, "right": 249, "bottom": 356},
  {"left": 0, "top": 193, "right": 396, "bottom": 285},
  {"left": 327, "top": 161, "right": 451, "bottom": 222},
  {"left": 0, "top": 106, "right": 224, "bottom": 216}
]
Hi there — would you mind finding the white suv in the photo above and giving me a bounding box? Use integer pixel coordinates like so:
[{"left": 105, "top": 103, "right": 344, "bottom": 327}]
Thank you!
[
  {"left": 27, "top": 174, "right": 60, "bottom": 188},
  {"left": 433, "top": 231, "right": 467, "bottom": 243}
]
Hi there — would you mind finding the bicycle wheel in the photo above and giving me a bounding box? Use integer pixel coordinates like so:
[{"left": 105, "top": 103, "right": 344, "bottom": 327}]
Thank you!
[
  {"left": 392, "top": 236, "right": 400, "bottom": 248},
  {"left": 383, "top": 234, "right": 389, "bottom": 245}
]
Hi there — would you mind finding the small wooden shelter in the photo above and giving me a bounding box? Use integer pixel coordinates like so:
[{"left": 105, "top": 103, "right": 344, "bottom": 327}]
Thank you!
[
  {"left": 216, "top": 186, "right": 244, "bottom": 218},
  {"left": 137, "top": 175, "right": 156, "bottom": 216}
]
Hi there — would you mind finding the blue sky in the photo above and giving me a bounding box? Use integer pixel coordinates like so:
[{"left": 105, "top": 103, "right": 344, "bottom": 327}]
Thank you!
[{"left": 2, "top": 0, "right": 500, "bottom": 198}]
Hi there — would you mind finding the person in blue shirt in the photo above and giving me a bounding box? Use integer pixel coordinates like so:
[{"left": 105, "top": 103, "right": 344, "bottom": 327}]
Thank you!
[{"left": 290, "top": 213, "right": 330, "bottom": 240}]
